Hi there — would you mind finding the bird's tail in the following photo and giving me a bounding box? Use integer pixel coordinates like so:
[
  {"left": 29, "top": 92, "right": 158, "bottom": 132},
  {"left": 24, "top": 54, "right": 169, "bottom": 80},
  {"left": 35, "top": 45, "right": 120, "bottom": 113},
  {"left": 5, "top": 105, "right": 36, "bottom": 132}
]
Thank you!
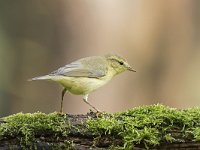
[{"left": 28, "top": 75, "right": 52, "bottom": 81}]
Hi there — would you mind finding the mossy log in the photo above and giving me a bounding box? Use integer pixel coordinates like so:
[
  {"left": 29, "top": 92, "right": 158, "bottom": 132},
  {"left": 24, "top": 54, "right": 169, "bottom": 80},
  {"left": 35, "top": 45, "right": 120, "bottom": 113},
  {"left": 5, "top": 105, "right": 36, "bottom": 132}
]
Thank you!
[{"left": 1, "top": 104, "right": 200, "bottom": 149}]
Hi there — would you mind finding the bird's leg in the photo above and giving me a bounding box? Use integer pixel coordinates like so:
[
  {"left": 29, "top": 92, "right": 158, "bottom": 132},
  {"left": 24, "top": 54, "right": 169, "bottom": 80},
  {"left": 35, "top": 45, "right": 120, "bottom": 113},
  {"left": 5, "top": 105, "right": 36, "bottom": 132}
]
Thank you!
[
  {"left": 83, "top": 94, "right": 100, "bottom": 112},
  {"left": 60, "top": 88, "right": 67, "bottom": 113}
]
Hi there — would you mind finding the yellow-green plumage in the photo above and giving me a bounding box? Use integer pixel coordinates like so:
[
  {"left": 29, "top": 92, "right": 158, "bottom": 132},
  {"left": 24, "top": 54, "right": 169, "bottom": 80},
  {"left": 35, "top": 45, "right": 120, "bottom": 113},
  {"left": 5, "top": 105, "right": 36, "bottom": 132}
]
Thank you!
[{"left": 30, "top": 54, "right": 135, "bottom": 112}]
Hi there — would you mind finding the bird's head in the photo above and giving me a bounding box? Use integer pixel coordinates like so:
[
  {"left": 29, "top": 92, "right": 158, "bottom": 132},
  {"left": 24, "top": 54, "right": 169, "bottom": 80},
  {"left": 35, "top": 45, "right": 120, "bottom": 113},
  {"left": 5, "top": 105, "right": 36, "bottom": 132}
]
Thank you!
[{"left": 105, "top": 54, "right": 136, "bottom": 75}]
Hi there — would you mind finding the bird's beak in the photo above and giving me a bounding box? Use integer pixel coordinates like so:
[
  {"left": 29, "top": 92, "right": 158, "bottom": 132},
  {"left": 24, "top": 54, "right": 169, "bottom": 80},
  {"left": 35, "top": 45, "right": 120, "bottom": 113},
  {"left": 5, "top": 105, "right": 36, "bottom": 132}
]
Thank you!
[{"left": 128, "top": 67, "right": 136, "bottom": 72}]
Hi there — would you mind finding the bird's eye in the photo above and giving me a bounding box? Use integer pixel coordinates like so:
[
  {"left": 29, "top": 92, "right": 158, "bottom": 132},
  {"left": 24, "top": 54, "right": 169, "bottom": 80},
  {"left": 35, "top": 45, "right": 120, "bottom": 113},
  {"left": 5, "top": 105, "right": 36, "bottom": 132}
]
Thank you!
[{"left": 119, "top": 61, "right": 124, "bottom": 65}]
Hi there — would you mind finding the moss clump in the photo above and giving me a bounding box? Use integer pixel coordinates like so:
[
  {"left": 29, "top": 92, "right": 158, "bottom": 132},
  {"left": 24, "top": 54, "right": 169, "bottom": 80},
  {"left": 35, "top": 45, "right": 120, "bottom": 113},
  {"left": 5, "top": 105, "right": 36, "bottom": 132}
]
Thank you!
[
  {"left": 0, "top": 112, "right": 72, "bottom": 149},
  {"left": 86, "top": 104, "right": 200, "bottom": 149},
  {"left": 1, "top": 104, "right": 200, "bottom": 149}
]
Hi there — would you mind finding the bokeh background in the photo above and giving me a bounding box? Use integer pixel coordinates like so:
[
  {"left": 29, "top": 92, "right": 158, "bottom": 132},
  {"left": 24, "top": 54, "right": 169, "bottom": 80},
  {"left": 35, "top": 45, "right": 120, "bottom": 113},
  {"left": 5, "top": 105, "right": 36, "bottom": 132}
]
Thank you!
[{"left": 0, "top": 0, "right": 200, "bottom": 117}]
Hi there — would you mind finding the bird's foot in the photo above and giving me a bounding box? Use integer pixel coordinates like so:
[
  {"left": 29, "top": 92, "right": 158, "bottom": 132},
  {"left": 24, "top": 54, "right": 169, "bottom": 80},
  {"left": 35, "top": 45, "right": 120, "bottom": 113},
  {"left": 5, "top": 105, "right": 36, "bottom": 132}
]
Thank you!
[
  {"left": 56, "top": 111, "right": 66, "bottom": 116},
  {"left": 88, "top": 109, "right": 106, "bottom": 118}
]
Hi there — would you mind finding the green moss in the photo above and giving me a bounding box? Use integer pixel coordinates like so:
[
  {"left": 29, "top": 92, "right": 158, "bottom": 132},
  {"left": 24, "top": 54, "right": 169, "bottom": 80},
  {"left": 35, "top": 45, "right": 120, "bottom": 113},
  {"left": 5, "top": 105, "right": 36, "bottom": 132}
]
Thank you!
[
  {"left": 2, "top": 104, "right": 200, "bottom": 149},
  {"left": 46, "top": 140, "right": 75, "bottom": 150},
  {"left": 0, "top": 112, "right": 72, "bottom": 149},
  {"left": 86, "top": 104, "right": 200, "bottom": 149}
]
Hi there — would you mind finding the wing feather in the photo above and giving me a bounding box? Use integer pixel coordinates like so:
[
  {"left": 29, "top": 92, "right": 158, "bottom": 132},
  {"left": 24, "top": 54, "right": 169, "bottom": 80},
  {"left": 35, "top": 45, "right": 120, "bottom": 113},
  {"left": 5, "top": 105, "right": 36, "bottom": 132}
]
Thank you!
[{"left": 50, "top": 56, "right": 107, "bottom": 78}]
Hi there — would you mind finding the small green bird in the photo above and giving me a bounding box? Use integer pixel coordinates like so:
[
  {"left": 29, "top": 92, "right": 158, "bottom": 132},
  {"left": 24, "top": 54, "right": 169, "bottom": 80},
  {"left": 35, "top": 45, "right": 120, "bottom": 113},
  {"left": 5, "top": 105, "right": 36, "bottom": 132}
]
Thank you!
[{"left": 29, "top": 54, "right": 135, "bottom": 112}]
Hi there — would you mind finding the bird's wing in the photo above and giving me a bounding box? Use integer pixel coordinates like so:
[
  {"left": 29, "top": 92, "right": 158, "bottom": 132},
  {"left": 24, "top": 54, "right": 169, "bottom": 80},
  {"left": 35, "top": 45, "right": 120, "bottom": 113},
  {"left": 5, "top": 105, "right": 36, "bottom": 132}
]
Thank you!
[{"left": 50, "top": 57, "right": 108, "bottom": 78}]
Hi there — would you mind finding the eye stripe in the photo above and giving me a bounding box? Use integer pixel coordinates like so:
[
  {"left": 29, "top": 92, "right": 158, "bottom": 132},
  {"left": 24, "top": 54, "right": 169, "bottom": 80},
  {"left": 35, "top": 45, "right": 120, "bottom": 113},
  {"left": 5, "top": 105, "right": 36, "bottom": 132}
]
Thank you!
[{"left": 110, "top": 58, "right": 125, "bottom": 65}]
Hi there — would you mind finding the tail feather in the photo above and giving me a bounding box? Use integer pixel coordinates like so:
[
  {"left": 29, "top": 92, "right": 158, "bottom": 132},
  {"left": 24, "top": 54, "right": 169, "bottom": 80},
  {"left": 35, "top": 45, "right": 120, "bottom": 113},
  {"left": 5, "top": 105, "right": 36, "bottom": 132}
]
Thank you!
[{"left": 28, "top": 75, "right": 51, "bottom": 81}]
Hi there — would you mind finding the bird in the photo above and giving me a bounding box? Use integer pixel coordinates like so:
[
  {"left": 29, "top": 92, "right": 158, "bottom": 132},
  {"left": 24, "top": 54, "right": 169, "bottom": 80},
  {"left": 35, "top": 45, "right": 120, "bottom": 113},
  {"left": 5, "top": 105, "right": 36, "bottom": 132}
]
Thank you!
[{"left": 29, "top": 54, "right": 135, "bottom": 112}]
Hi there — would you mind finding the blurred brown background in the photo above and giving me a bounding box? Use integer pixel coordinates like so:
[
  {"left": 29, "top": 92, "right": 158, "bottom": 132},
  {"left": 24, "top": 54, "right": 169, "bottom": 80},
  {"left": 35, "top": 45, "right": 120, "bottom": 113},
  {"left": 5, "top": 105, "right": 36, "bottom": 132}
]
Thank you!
[{"left": 0, "top": 0, "right": 200, "bottom": 117}]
